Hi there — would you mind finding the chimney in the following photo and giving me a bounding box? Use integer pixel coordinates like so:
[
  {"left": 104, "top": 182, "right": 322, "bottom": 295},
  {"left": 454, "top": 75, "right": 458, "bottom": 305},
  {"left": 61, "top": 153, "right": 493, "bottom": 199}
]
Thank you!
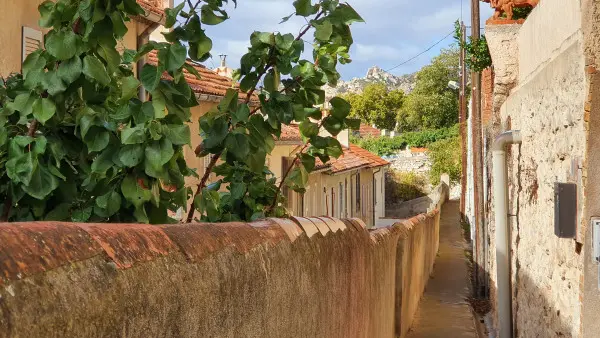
[{"left": 214, "top": 54, "right": 233, "bottom": 79}]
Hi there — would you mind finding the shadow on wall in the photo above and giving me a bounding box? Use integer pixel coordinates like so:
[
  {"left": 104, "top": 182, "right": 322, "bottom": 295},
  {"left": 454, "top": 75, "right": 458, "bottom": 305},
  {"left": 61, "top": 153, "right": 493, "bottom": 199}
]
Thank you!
[{"left": 474, "top": 264, "right": 575, "bottom": 337}]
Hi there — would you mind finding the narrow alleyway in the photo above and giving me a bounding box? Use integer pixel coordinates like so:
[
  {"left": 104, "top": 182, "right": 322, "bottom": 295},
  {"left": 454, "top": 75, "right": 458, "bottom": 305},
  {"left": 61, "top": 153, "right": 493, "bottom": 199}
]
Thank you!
[{"left": 406, "top": 200, "right": 478, "bottom": 338}]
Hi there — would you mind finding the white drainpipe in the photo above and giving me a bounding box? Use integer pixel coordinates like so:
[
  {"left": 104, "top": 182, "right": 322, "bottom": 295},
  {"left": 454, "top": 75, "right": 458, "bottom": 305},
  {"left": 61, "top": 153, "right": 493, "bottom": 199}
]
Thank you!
[{"left": 492, "top": 130, "right": 522, "bottom": 338}]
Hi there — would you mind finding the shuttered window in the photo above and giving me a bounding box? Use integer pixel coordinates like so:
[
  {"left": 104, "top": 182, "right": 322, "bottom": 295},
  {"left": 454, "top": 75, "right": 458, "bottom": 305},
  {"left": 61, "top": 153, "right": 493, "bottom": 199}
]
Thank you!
[{"left": 22, "top": 27, "right": 43, "bottom": 62}]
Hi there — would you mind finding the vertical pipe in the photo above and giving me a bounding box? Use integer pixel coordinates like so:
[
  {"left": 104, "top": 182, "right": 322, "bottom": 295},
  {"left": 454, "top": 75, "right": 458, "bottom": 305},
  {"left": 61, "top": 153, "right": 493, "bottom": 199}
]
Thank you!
[
  {"left": 492, "top": 130, "right": 522, "bottom": 338},
  {"left": 459, "top": 22, "right": 468, "bottom": 220}
]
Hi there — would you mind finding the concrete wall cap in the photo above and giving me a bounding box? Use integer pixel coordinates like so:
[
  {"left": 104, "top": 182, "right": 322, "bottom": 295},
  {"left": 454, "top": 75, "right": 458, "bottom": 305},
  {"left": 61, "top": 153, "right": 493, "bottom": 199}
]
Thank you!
[
  {"left": 268, "top": 218, "right": 303, "bottom": 242},
  {"left": 290, "top": 216, "right": 319, "bottom": 238},
  {"left": 307, "top": 217, "right": 330, "bottom": 236}
]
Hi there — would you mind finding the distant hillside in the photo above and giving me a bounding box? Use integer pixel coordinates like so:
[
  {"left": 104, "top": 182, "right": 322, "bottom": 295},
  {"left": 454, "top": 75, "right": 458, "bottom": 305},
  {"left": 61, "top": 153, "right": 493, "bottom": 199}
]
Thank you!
[{"left": 325, "top": 66, "right": 416, "bottom": 99}]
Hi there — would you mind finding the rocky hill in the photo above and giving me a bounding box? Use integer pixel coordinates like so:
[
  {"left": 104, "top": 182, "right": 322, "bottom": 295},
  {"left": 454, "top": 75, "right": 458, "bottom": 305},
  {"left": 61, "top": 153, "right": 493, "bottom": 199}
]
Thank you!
[{"left": 324, "top": 66, "right": 416, "bottom": 99}]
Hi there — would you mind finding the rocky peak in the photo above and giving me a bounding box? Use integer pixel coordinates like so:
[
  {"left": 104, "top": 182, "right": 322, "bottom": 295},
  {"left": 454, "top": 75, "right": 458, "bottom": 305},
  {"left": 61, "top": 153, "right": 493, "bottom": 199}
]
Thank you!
[{"left": 324, "top": 66, "right": 416, "bottom": 100}]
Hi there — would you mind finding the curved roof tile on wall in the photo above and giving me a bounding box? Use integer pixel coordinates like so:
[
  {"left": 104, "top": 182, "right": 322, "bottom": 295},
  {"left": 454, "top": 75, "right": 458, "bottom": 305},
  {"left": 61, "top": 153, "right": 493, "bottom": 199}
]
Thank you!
[{"left": 136, "top": 0, "right": 164, "bottom": 16}]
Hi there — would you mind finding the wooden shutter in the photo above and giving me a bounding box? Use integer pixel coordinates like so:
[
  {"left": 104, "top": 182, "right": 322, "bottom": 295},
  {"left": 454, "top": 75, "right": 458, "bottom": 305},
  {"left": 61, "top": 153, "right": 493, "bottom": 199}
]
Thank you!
[{"left": 22, "top": 27, "right": 43, "bottom": 62}]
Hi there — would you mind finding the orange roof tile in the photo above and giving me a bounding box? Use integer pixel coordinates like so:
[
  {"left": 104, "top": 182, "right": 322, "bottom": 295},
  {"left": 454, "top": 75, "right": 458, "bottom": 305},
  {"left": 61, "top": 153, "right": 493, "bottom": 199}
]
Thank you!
[
  {"left": 358, "top": 124, "right": 381, "bottom": 138},
  {"left": 280, "top": 124, "right": 302, "bottom": 142},
  {"left": 136, "top": 0, "right": 164, "bottom": 16},
  {"left": 147, "top": 51, "right": 257, "bottom": 101},
  {"left": 317, "top": 144, "right": 389, "bottom": 174},
  {"left": 410, "top": 147, "right": 428, "bottom": 153}
]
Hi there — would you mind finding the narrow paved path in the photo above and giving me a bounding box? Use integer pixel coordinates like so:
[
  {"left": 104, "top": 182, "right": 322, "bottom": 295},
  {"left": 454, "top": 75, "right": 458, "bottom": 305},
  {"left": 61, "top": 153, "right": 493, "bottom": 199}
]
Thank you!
[{"left": 406, "top": 200, "right": 478, "bottom": 338}]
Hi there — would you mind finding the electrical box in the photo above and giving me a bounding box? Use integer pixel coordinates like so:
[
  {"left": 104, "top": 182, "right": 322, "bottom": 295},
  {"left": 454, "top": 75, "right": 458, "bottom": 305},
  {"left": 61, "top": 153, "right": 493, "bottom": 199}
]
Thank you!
[
  {"left": 554, "top": 183, "right": 578, "bottom": 239},
  {"left": 593, "top": 218, "right": 600, "bottom": 261}
]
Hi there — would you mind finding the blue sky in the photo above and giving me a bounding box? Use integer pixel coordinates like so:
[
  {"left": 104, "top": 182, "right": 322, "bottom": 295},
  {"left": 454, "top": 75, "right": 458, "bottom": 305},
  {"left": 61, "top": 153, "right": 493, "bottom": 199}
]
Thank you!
[{"left": 175, "top": 0, "right": 493, "bottom": 80}]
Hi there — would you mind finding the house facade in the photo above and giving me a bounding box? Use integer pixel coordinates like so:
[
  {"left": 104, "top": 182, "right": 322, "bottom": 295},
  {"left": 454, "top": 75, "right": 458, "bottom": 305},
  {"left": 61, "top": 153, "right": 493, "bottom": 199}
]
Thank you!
[
  {"left": 465, "top": 0, "right": 600, "bottom": 337},
  {"left": 275, "top": 125, "right": 389, "bottom": 227},
  {"left": 0, "top": 0, "right": 168, "bottom": 77}
]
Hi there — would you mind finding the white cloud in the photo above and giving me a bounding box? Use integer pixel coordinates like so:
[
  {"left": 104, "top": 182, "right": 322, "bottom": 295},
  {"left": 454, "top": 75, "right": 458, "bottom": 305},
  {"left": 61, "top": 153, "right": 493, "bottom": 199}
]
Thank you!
[
  {"left": 413, "top": 4, "right": 463, "bottom": 33},
  {"left": 354, "top": 44, "right": 419, "bottom": 62}
]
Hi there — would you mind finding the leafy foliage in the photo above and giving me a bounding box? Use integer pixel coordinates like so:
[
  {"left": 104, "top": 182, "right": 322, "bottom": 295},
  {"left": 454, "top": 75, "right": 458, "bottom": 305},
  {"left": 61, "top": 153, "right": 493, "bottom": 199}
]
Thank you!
[
  {"left": 342, "top": 83, "right": 404, "bottom": 130},
  {"left": 0, "top": 0, "right": 363, "bottom": 224},
  {"left": 385, "top": 170, "right": 428, "bottom": 204},
  {"left": 454, "top": 21, "right": 492, "bottom": 73},
  {"left": 429, "top": 136, "right": 461, "bottom": 185},
  {"left": 397, "top": 46, "right": 460, "bottom": 131},
  {"left": 352, "top": 124, "right": 459, "bottom": 156}
]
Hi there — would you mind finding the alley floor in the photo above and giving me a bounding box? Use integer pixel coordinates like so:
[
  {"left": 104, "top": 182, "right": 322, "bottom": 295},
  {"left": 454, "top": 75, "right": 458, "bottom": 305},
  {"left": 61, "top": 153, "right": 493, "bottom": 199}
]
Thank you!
[{"left": 406, "top": 200, "right": 478, "bottom": 338}]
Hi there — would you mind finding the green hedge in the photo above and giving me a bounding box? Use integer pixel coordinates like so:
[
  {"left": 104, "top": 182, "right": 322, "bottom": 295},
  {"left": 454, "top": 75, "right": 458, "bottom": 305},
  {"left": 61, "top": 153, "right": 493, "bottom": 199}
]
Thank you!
[{"left": 352, "top": 124, "right": 459, "bottom": 156}]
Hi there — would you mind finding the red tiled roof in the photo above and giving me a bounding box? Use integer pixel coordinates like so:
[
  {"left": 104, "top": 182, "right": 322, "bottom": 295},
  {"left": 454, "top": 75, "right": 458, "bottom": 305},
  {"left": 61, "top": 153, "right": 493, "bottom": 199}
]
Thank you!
[
  {"left": 358, "top": 124, "right": 381, "bottom": 138},
  {"left": 137, "top": 0, "right": 164, "bottom": 16},
  {"left": 280, "top": 124, "right": 302, "bottom": 142},
  {"left": 147, "top": 51, "right": 256, "bottom": 101},
  {"left": 317, "top": 144, "right": 389, "bottom": 174},
  {"left": 275, "top": 126, "right": 389, "bottom": 173},
  {"left": 411, "top": 147, "right": 428, "bottom": 153}
]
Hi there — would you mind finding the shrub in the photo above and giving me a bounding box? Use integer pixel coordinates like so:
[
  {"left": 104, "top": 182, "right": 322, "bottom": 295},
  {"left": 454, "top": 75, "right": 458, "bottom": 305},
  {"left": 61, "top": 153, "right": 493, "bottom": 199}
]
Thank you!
[
  {"left": 354, "top": 124, "right": 459, "bottom": 156},
  {"left": 385, "top": 171, "right": 428, "bottom": 204},
  {"left": 428, "top": 136, "right": 461, "bottom": 185}
]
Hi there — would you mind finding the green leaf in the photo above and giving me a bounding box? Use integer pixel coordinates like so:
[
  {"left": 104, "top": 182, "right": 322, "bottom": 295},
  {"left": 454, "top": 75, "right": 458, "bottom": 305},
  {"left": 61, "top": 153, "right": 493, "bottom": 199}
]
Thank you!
[
  {"left": 329, "top": 97, "right": 352, "bottom": 119},
  {"left": 42, "top": 71, "right": 68, "bottom": 96},
  {"left": 140, "top": 64, "right": 161, "bottom": 92},
  {"left": 121, "top": 76, "right": 140, "bottom": 102},
  {"left": 38, "top": 1, "right": 56, "bottom": 27},
  {"left": 188, "top": 34, "right": 213, "bottom": 61},
  {"left": 91, "top": 148, "right": 114, "bottom": 173},
  {"left": 201, "top": 5, "right": 228, "bottom": 25},
  {"left": 45, "top": 203, "right": 71, "bottom": 221},
  {"left": 225, "top": 133, "right": 249, "bottom": 160},
  {"left": 166, "top": 43, "right": 187, "bottom": 72},
  {"left": 323, "top": 116, "right": 343, "bottom": 136},
  {"left": 326, "top": 137, "right": 343, "bottom": 158},
  {"left": 46, "top": 30, "right": 80, "bottom": 60},
  {"left": 230, "top": 182, "right": 246, "bottom": 199},
  {"left": 6, "top": 93, "right": 34, "bottom": 117},
  {"left": 165, "top": 2, "right": 185, "bottom": 28},
  {"left": 314, "top": 21, "right": 333, "bottom": 42},
  {"left": 22, "top": 50, "right": 46, "bottom": 79},
  {"left": 121, "top": 175, "right": 151, "bottom": 208},
  {"left": 145, "top": 139, "right": 174, "bottom": 177},
  {"left": 218, "top": 89, "right": 239, "bottom": 113},
  {"left": 23, "top": 165, "right": 59, "bottom": 200},
  {"left": 119, "top": 144, "right": 144, "bottom": 167},
  {"left": 330, "top": 4, "right": 365, "bottom": 24},
  {"left": 299, "top": 120, "right": 319, "bottom": 139},
  {"left": 275, "top": 33, "right": 295, "bottom": 51},
  {"left": 300, "top": 153, "right": 316, "bottom": 172},
  {"left": 263, "top": 69, "right": 280, "bottom": 92},
  {"left": 345, "top": 118, "right": 361, "bottom": 130},
  {"left": 163, "top": 124, "right": 191, "bottom": 145},
  {"left": 83, "top": 55, "right": 111, "bottom": 86},
  {"left": 6, "top": 152, "right": 35, "bottom": 185},
  {"left": 250, "top": 32, "right": 275, "bottom": 47},
  {"left": 32, "top": 98, "right": 56, "bottom": 125},
  {"left": 109, "top": 11, "right": 128, "bottom": 37},
  {"left": 231, "top": 104, "right": 250, "bottom": 125},
  {"left": 96, "top": 190, "right": 122, "bottom": 217},
  {"left": 122, "top": 0, "right": 145, "bottom": 16},
  {"left": 240, "top": 72, "right": 258, "bottom": 92},
  {"left": 86, "top": 128, "right": 110, "bottom": 152},
  {"left": 293, "top": 0, "right": 319, "bottom": 16},
  {"left": 72, "top": 207, "right": 93, "bottom": 222},
  {"left": 58, "top": 56, "right": 83, "bottom": 84},
  {"left": 121, "top": 125, "right": 147, "bottom": 144}
]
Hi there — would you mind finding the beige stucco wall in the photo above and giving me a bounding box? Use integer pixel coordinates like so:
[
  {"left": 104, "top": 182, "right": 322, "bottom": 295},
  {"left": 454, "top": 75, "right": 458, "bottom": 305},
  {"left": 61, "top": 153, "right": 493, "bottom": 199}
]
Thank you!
[
  {"left": 485, "top": 1, "right": 587, "bottom": 336},
  {"left": 0, "top": 0, "right": 46, "bottom": 77},
  {"left": 0, "top": 2, "right": 150, "bottom": 78}
]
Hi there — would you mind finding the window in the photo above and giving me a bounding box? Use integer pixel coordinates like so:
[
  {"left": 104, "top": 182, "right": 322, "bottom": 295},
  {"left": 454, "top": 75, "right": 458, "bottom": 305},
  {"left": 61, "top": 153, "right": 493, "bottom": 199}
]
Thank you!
[
  {"left": 338, "top": 183, "right": 343, "bottom": 218},
  {"left": 356, "top": 173, "right": 361, "bottom": 214},
  {"left": 22, "top": 27, "right": 43, "bottom": 63}
]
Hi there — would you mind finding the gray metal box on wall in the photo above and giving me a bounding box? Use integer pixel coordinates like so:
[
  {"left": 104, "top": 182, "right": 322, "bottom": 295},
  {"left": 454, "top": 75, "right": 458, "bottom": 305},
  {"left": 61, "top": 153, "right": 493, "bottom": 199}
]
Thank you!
[{"left": 554, "top": 183, "right": 578, "bottom": 238}]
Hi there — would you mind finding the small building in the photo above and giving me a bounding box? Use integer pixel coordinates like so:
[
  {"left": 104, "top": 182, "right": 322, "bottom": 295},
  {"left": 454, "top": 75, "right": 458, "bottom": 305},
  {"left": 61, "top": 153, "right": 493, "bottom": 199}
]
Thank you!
[{"left": 274, "top": 125, "right": 389, "bottom": 228}]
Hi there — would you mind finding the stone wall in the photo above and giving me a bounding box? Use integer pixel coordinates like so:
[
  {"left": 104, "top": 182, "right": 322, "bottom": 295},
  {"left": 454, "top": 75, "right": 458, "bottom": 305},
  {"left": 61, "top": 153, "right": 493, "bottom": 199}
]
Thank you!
[
  {"left": 389, "top": 152, "right": 431, "bottom": 175},
  {"left": 0, "top": 185, "right": 448, "bottom": 338},
  {"left": 483, "top": 0, "right": 589, "bottom": 336}
]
